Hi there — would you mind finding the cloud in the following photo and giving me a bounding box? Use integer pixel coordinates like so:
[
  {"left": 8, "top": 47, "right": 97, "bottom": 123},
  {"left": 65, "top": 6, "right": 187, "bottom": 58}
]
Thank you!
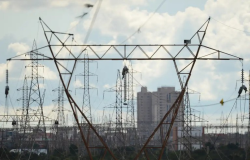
[
  {"left": 74, "top": 79, "right": 83, "bottom": 88},
  {"left": 0, "top": 43, "right": 31, "bottom": 83},
  {"left": 0, "top": 0, "right": 146, "bottom": 11},
  {"left": 76, "top": 0, "right": 249, "bottom": 103},
  {"left": 50, "top": 1, "right": 70, "bottom": 7},
  {"left": 0, "top": 0, "right": 74, "bottom": 11},
  {"left": 7, "top": 42, "right": 58, "bottom": 82},
  {"left": 41, "top": 66, "right": 58, "bottom": 80},
  {"left": 0, "top": 1, "right": 9, "bottom": 10},
  {"left": 39, "top": 83, "right": 46, "bottom": 89},
  {"left": 1, "top": 0, "right": 249, "bottom": 126},
  {"left": 8, "top": 42, "right": 30, "bottom": 55},
  {"left": 103, "top": 84, "right": 111, "bottom": 89}
]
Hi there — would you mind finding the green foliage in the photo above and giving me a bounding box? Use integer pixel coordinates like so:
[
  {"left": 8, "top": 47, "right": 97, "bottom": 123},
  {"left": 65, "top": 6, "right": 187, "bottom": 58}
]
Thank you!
[
  {"left": 205, "top": 142, "right": 215, "bottom": 150},
  {"left": 52, "top": 148, "right": 66, "bottom": 159},
  {"left": 69, "top": 144, "right": 78, "bottom": 156},
  {"left": 1, "top": 143, "right": 249, "bottom": 160},
  {"left": 33, "top": 143, "right": 40, "bottom": 149}
]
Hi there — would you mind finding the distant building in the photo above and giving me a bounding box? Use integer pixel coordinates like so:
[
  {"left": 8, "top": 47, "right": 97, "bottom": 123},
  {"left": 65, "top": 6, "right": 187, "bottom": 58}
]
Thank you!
[{"left": 137, "top": 86, "right": 184, "bottom": 144}]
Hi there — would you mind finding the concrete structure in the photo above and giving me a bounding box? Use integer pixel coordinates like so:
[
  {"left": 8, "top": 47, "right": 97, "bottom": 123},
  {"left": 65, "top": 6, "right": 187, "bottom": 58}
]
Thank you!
[{"left": 137, "top": 86, "right": 184, "bottom": 144}]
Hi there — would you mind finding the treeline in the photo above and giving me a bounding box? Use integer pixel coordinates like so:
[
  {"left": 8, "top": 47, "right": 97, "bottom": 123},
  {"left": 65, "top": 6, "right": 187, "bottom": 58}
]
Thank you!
[{"left": 0, "top": 142, "right": 248, "bottom": 160}]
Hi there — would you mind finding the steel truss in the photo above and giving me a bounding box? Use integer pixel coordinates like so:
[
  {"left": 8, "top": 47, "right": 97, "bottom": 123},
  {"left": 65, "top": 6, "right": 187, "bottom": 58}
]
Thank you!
[{"left": 7, "top": 17, "right": 242, "bottom": 160}]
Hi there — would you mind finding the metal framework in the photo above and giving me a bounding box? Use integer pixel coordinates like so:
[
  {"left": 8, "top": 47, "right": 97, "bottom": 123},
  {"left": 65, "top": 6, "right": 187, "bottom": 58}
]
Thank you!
[
  {"left": 179, "top": 86, "right": 201, "bottom": 159},
  {"left": 126, "top": 65, "right": 137, "bottom": 147},
  {"left": 17, "top": 77, "right": 29, "bottom": 127},
  {"left": 75, "top": 53, "right": 98, "bottom": 123},
  {"left": 52, "top": 82, "right": 67, "bottom": 126},
  {"left": 7, "top": 17, "right": 243, "bottom": 160}
]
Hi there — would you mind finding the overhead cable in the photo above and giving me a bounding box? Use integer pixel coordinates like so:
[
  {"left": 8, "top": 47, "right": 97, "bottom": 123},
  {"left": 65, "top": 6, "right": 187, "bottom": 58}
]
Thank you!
[{"left": 120, "top": 0, "right": 167, "bottom": 44}]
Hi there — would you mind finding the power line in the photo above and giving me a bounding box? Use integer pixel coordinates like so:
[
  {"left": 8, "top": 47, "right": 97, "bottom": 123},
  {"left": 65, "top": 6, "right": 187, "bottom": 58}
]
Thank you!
[
  {"left": 191, "top": 92, "right": 249, "bottom": 108},
  {"left": 84, "top": 0, "right": 103, "bottom": 44},
  {"left": 211, "top": 17, "right": 250, "bottom": 34},
  {"left": 120, "top": 0, "right": 167, "bottom": 44}
]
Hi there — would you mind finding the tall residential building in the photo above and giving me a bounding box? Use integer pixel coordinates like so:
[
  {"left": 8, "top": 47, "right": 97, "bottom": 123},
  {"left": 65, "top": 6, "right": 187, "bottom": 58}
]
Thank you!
[{"left": 137, "top": 86, "right": 184, "bottom": 142}]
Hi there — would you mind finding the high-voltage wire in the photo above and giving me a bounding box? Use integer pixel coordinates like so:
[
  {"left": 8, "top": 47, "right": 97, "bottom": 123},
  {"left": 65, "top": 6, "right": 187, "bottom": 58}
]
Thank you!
[
  {"left": 6, "top": 16, "right": 243, "bottom": 160},
  {"left": 84, "top": 0, "right": 103, "bottom": 44},
  {"left": 191, "top": 93, "right": 249, "bottom": 108},
  {"left": 120, "top": 0, "right": 167, "bottom": 44},
  {"left": 211, "top": 17, "right": 250, "bottom": 34}
]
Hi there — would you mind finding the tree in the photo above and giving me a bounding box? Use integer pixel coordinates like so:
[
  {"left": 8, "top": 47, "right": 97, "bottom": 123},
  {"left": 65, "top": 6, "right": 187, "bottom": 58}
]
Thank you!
[{"left": 69, "top": 144, "right": 78, "bottom": 156}]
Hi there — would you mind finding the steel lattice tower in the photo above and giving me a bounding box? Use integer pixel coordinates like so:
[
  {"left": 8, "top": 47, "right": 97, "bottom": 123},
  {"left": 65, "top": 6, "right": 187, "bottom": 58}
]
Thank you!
[
  {"left": 8, "top": 17, "right": 243, "bottom": 160},
  {"left": 18, "top": 40, "right": 48, "bottom": 157},
  {"left": 75, "top": 53, "right": 98, "bottom": 157},
  {"left": 125, "top": 65, "right": 138, "bottom": 147},
  {"left": 181, "top": 89, "right": 192, "bottom": 159},
  {"left": 76, "top": 53, "right": 97, "bottom": 123},
  {"left": 82, "top": 53, "right": 92, "bottom": 122},
  {"left": 115, "top": 70, "right": 127, "bottom": 159},
  {"left": 53, "top": 82, "right": 66, "bottom": 126},
  {"left": 17, "top": 76, "right": 29, "bottom": 129},
  {"left": 25, "top": 40, "right": 45, "bottom": 127},
  {"left": 115, "top": 70, "right": 123, "bottom": 136}
]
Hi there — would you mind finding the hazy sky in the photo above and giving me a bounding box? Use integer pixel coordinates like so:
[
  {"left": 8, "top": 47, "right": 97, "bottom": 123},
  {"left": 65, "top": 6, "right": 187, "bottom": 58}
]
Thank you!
[{"left": 0, "top": 0, "right": 250, "bottom": 127}]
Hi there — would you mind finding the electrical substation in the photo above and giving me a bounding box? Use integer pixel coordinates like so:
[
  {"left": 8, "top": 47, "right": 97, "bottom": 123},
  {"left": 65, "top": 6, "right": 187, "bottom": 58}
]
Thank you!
[{"left": 1, "top": 6, "right": 249, "bottom": 160}]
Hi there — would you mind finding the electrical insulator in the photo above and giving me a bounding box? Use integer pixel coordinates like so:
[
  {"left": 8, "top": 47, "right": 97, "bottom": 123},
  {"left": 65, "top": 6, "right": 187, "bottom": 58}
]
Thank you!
[
  {"left": 5, "top": 69, "right": 9, "bottom": 98},
  {"left": 6, "top": 69, "right": 8, "bottom": 84},
  {"left": 241, "top": 69, "right": 244, "bottom": 84},
  {"left": 12, "top": 120, "right": 16, "bottom": 126}
]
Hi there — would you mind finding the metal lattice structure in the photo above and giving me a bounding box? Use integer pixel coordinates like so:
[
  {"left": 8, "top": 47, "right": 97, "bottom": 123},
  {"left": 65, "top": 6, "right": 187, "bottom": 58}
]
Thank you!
[
  {"left": 7, "top": 17, "right": 243, "bottom": 160},
  {"left": 17, "top": 77, "right": 29, "bottom": 129},
  {"left": 52, "top": 82, "right": 66, "bottom": 126},
  {"left": 24, "top": 40, "right": 46, "bottom": 128},
  {"left": 75, "top": 53, "right": 98, "bottom": 123}
]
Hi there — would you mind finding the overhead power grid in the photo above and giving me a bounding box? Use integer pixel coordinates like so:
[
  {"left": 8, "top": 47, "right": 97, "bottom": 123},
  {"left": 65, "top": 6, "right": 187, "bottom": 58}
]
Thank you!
[{"left": 7, "top": 17, "right": 242, "bottom": 160}]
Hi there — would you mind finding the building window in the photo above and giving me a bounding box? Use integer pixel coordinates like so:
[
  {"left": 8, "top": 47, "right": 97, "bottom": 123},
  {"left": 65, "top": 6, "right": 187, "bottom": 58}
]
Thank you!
[{"left": 167, "top": 94, "right": 171, "bottom": 102}]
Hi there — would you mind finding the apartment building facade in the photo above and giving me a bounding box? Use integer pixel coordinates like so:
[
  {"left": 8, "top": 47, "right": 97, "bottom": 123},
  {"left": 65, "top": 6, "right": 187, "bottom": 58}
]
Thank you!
[{"left": 137, "top": 86, "right": 183, "bottom": 144}]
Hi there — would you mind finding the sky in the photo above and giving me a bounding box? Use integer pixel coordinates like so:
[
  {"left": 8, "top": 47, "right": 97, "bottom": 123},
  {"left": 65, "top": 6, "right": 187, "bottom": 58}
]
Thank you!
[{"left": 0, "top": 0, "right": 250, "bottom": 130}]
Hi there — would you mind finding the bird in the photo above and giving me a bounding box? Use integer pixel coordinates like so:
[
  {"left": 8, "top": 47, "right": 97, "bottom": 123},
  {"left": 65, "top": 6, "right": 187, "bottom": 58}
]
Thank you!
[
  {"left": 85, "top": 4, "right": 94, "bottom": 8},
  {"left": 76, "top": 12, "right": 88, "bottom": 19}
]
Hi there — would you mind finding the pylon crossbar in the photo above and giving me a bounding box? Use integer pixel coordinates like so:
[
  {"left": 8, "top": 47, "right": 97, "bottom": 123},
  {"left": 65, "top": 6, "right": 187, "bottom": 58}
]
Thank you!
[{"left": 6, "top": 17, "right": 243, "bottom": 160}]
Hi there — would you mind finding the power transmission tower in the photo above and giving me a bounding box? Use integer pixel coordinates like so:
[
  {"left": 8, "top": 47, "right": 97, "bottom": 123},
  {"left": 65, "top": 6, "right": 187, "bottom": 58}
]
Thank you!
[
  {"left": 19, "top": 40, "right": 48, "bottom": 156},
  {"left": 25, "top": 40, "right": 45, "bottom": 127},
  {"left": 53, "top": 82, "right": 66, "bottom": 126},
  {"left": 75, "top": 52, "right": 98, "bottom": 157},
  {"left": 18, "top": 77, "right": 29, "bottom": 129},
  {"left": 17, "top": 76, "right": 29, "bottom": 151},
  {"left": 8, "top": 17, "right": 243, "bottom": 160},
  {"left": 179, "top": 86, "right": 202, "bottom": 160},
  {"left": 181, "top": 88, "right": 192, "bottom": 159},
  {"left": 51, "top": 82, "right": 68, "bottom": 152},
  {"left": 75, "top": 53, "right": 98, "bottom": 124},
  {"left": 116, "top": 70, "right": 125, "bottom": 143},
  {"left": 103, "top": 69, "right": 127, "bottom": 158},
  {"left": 126, "top": 65, "right": 137, "bottom": 145}
]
